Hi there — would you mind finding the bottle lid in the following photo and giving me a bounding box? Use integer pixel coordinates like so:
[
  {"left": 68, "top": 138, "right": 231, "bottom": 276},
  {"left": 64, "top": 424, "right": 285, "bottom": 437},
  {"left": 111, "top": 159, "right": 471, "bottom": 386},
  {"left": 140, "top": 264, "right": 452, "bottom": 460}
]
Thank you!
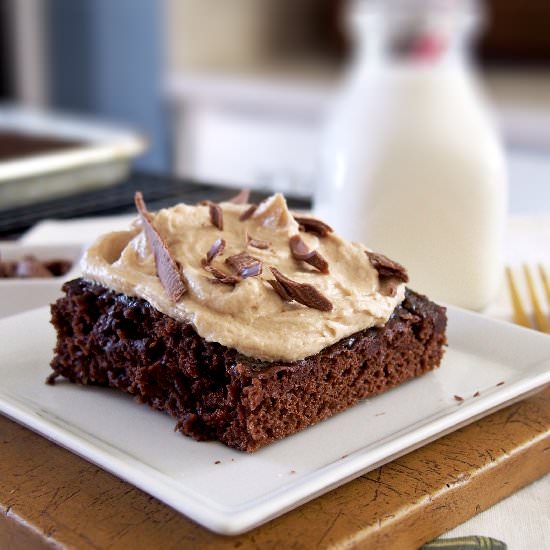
[{"left": 349, "top": 0, "right": 482, "bottom": 60}]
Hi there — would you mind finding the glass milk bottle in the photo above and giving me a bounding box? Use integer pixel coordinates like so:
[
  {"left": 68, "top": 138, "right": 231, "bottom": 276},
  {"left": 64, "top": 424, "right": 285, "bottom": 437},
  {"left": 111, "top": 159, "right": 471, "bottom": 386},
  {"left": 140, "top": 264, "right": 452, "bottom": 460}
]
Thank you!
[{"left": 314, "top": 0, "right": 507, "bottom": 310}]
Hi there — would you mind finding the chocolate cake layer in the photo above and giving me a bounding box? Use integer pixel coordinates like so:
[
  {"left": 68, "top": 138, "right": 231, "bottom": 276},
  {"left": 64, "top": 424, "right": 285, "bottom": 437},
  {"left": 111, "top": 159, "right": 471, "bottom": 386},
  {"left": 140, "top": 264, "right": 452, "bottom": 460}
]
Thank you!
[{"left": 49, "top": 279, "right": 447, "bottom": 452}]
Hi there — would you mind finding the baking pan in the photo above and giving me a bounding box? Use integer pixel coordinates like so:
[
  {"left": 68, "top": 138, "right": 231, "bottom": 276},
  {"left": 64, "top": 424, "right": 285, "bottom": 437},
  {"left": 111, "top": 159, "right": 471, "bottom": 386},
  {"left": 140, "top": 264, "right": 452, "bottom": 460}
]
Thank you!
[{"left": 0, "top": 106, "right": 147, "bottom": 208}]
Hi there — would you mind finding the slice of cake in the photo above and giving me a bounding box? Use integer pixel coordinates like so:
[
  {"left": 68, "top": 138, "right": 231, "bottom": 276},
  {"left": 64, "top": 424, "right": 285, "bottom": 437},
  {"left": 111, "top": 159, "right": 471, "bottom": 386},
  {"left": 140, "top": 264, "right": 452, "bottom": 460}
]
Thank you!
[{"left": 49, "top": 191, "right": 446, "bottom": 452}]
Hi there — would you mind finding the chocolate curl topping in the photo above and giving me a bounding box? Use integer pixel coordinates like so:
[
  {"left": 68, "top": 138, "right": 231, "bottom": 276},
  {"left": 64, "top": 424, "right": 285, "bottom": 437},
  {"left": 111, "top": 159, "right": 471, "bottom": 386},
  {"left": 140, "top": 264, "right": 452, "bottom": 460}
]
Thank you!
[
  {"left": 267, "top": 279, "right": 292, "bottom": 302},
  {"left": 246, "top": 231, "right": 270, "bottom": 250},
  {"left": 205, "top": 238, "right": 226, "bottom": 265},
  {"left": 379, "top": 279, "right": 398, "bottom": 297},
  {"left": 365, "top": 250, "right": 409, "bottom": 283},
  {"left": 208, "top": 202, "right": 224, "bottom": 230},
  {"left": 135, "top": 192, "right": 187, "bottom": 301},
  {"left": 239, "top": 204, "right": 257, "bottom": 222},
  {"left": 0, "top": 256, "right": 71, "bottom": 279},
  {"left": 204, "top": 265, "right": 240, "bottom": 285},
  {"left": 293, "top": 216, "right": 333, "bottom": 237},
  {"left": 225, "top": 252, "right": 262, "bottom": 279},
  {"left": 289, "top": 235, "right": 329, "bottom": 274},
  {"left": 228, "top": 189, "right": 251, "bottom": 204},
  {"left": 269, "top": 267, "right": 333, "bottom": 312},
  {"left": 44, "top": 259, "right": 72, "bottom": 277},
  {"left": 15, "top": 257, "right": 53, "bottom": 278}
]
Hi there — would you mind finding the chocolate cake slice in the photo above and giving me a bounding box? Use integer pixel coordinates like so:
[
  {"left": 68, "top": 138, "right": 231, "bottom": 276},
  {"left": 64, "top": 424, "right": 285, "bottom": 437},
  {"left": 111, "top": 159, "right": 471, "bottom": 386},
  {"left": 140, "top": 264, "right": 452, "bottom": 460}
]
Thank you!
[
  {"left": 50, "top": 280, "right": 445, "bottom": 452},
  {"left": 48, "top": 192, "right": 447, "bottom": 452}
]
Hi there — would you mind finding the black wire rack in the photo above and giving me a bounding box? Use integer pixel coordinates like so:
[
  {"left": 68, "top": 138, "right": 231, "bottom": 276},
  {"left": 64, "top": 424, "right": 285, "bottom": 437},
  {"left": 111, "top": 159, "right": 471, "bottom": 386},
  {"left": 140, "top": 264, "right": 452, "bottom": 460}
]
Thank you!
[{"left": 0, "top": 172, "right": 311, "bottom": 238}]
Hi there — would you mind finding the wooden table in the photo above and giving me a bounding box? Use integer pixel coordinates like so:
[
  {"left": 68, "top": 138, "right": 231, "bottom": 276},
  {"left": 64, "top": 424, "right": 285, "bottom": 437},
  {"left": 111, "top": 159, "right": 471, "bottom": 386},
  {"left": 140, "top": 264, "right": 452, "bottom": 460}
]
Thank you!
[{"left": 1, "top": 386, "right": 549, "bottom": 550}]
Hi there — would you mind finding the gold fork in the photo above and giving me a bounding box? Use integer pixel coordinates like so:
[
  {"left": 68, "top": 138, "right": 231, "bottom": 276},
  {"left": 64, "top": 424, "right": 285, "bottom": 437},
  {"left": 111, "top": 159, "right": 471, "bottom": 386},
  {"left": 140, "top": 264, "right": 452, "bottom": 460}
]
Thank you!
[{"left": 506, "top": 264, "right": 550, "bottom": 333}]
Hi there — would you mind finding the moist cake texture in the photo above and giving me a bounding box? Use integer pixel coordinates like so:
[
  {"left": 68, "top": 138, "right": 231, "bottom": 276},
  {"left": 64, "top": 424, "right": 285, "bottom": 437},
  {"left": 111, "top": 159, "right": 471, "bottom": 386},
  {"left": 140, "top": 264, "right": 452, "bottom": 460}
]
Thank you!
[
  {"left": 49, "top": 191, "right": 447, "bottom": 452},
  {"left": 50, "top": 280, "right": 446, "bottom": 452}
]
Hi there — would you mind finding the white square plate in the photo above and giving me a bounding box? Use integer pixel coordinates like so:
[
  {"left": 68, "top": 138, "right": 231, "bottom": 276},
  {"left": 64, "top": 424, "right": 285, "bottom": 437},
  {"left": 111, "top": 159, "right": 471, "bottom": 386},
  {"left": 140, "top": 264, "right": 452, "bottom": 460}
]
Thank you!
[{"left": 0, "top": 305, "right": 549, "bottom": 535}]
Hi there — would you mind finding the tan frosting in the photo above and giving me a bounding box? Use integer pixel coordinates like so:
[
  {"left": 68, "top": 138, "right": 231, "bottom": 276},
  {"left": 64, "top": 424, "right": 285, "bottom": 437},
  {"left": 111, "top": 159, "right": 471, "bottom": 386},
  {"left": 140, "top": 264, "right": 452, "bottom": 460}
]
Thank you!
[{"left": 81, "top": 193, "right": 406, "bottom": 362}]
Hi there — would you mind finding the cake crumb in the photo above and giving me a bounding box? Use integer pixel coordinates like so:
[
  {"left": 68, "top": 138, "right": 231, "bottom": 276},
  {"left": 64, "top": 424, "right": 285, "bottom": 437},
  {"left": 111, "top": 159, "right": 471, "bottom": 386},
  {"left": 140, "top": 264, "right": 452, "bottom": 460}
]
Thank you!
[
  {"left": 453, "top": 395, "right": 464, "bottom": 402},
  {"left": 45, "top": 372, "right": 59, "bottom": 385},
  {"left": 214, "top": 460, "right": 221, "bottom": 464},
  {"left": 290, "top": 470, "right": 296, "bottom": 475},
  {"left": 496, "top": 381, "right": 505, "bottom": 387},
  {"left": 473, "top": 391, "right": 480, "bottom": 397},
  {"left": 341, "top": 454, "right": 348, "bottom": 459},
  {"left": 375, "top": 412, "right": 386, "bottom": 416}
]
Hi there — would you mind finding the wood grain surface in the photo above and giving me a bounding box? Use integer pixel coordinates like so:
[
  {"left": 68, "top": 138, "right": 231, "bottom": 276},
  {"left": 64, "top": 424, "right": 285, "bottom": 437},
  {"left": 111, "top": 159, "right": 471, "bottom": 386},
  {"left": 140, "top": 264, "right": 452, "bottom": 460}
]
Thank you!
[{"left": 1, "top": 386, "right": 549, "bottom": 550}]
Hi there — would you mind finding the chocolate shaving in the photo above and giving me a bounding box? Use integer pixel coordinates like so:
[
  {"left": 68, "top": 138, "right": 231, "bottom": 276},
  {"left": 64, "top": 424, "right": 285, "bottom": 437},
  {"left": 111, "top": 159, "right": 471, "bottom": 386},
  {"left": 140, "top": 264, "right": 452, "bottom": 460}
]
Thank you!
[
  {"left": 379, "top": 279, "right": 399, "bottom": 297},
  {"left": 293, "top": 216, "right": 333, "bottom": 237},
  {"left": 228, "top": 189, "right": 250, "bottom": 204},
  {"left": 269, "top": 267, "right": 333, "bottom": 312},
  {"left": 365, "top": 250, "right": 409, "bottom": 283},
  {"left": 134, "top": 192, "right": 187, "bottom": 301},
  {"left": 289, "top": 235, "right": 329, "bottom": 274},
  {"left": 225, "top": 252, "right": 262, "bottom": 278},
  {"left": 205, "top": 238, "right": 226, "bottom": 265},
  {"left": 453, "top": 395, "right": 464, "bottom": 402},
  {"left": 239, "top": 204, "right": 257, "bottom": 221},
  {"left": 204, "top": 264, "right": 240, "bottom": 285},
  {"left": 208, "top": 202, "right": 224, "bottom": 230},
  {"left": 44, "top": 259, "right": 72, "bottom": 277},
  {"left": 14, "top": 257, "right": 54, "bottom": 278},
  {"left": 246, "top": 232, "right": 270, "bottom": 250},
  {"left": 267, "top": 279, "right": 292, "bottom": 302},
  {"left": 473, "top": 391, "right": 480, "bottom": 397}
]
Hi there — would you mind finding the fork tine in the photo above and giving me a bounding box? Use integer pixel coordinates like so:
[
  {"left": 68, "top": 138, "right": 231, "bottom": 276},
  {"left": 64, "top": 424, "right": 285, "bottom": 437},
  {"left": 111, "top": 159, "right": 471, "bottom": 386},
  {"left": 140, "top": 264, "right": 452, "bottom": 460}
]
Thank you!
[
  {"left": 505, "top": 267, "right": 530, "bottom": 329},
  {"left": 538, "top": 264, "right": 550, "bottom": 306},
  {"left": 523, "top": 264, "right": 550, "bottom": 333}
]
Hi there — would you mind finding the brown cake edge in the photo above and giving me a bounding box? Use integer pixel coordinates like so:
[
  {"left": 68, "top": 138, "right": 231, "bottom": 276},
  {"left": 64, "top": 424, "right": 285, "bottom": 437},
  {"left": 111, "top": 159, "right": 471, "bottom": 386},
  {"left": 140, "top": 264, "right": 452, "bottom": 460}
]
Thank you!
[{"left": 49, "top": 279, "right": 447, "bottom": 452}]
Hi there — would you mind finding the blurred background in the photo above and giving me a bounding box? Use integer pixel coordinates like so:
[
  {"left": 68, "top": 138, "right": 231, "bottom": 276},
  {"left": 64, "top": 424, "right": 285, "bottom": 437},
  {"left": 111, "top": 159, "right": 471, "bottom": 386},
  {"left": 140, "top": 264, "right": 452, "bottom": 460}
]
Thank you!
[{"left": 0, "top": 0, "right": 549, "bottom": 217}]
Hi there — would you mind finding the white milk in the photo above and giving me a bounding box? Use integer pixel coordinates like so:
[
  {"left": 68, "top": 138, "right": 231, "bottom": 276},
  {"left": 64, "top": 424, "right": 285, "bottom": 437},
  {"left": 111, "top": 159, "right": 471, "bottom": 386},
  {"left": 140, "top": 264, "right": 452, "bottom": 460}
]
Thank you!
[{"left": 315, "top": 1, "right": 507, "bottom": 310}]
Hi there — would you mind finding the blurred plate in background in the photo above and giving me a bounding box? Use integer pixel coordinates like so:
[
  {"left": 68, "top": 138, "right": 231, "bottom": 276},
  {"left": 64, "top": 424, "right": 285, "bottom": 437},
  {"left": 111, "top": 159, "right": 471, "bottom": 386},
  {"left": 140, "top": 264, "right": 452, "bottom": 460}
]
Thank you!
[{"left": 0, "top": 242, "right": 83, "bottom": 318}]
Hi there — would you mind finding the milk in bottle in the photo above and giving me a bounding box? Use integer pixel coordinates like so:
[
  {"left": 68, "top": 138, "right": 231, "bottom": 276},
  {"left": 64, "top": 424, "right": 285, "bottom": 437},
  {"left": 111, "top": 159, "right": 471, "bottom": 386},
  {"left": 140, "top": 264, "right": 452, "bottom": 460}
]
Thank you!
[{"left": 315, "top": 0, "right": 507, "bottom": 310}]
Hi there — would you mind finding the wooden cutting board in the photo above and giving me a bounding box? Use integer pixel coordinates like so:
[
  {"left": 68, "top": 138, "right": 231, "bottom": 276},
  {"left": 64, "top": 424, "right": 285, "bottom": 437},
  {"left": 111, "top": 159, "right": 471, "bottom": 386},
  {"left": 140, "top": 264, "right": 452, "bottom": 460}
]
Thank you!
[{"left": 1, "top": 386, "right": 549, "bottom": 550}]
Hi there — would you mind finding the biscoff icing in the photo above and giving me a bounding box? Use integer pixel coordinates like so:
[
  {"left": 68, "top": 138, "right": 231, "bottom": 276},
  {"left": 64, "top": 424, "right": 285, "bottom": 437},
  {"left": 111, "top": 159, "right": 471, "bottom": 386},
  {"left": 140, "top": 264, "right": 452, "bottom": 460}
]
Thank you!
[{"left": 81, "top": 193, "right": 405, "bottom": 362}]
